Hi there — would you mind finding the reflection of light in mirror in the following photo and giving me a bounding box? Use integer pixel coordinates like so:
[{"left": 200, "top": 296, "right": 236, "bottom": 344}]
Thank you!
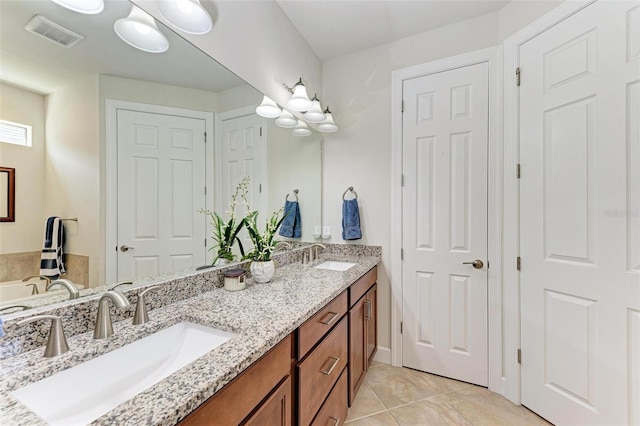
[
  {"left": 157, "top": 0, "right": 213, "bottom": 35},
  {"left": 51, "top": 0, "right": 104, "bottom": 15},
  {"left": 292, "top": 120, "right": 312, "bottom": 137},
  {"left": 256, "top": 95, "right": 281, "bottom": 118},
  {"left": 276, "top": 110, "right": 297, "bottom": 128},
  {"left": 114, "top": 5, "right": 169, "bottom": 53}
]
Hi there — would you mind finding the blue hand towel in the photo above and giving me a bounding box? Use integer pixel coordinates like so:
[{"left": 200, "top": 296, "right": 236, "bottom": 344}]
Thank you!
[
  {"left": 40, "top": 217, "right": 66, "bottom": 279},
  {"left": 342, "top": 199, "right": 362, "bottom": 240},
  {"left": 279, "top": 200, "right": 301, "bottom": 238}
]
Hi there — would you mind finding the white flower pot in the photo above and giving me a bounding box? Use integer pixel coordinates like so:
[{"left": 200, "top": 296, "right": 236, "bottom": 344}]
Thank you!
[{"left": 250, "top": 260, "right": 275, "bottom": 283}]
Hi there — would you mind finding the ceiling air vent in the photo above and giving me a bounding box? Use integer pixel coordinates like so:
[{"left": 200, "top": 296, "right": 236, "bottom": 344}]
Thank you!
[{"left": 25, "top": 15, "right": 84, "bottom": 48}]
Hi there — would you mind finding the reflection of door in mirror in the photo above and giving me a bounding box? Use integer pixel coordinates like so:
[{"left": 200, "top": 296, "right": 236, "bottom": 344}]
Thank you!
[
  {"left": 110, "top": 101, "right": 211, "bottom": 282},
  {"left": 0, "top": 167, "right": 15, "bottom": 222},
  {"left": 216, "top": 108, "right": 267, "bottom": 255}
]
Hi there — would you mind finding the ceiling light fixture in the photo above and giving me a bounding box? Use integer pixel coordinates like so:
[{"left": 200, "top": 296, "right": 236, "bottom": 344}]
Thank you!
[
  {"left": 304, "top": 94, "right": 327, "bottom": 123},
  {"left": 256, "top": 96, "right": 281, "bottom": 118},
  {"left": 292, "top": 120, "right": 312, "bottom": 137},
  {"left": 114, "top": 5, "right": 169, "bottom": 54},
  {"left": 284, "top": 78, "right": 313, "bottom": 112},
  {"left": 317, "top": 107, "right": 338, "bottom": 133},
  {"left": 51, "top": 0, "right": 104, "bottom": 14},
  {"left": 157, "top": 0, "right": 213, "bottom": 35},
  {"left": 275, "top": 110, "right": 297, "bottom": 128}
]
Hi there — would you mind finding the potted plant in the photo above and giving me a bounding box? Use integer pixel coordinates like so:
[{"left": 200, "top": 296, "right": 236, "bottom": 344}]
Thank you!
[
  {"left": 243, "top": 208, "right": 286, "bottom": 283},
  {"left": 199, "top": 177, "right": 249, "bottom": 266}
]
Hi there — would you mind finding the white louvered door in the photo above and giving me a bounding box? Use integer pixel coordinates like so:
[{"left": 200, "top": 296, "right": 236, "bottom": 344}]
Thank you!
[
  {"left": 402, "top": 62, "right": 489, "bottom": 386},
  {"left": 117, "top": 109, "right": 206, "bottom": 281},
  {"left": 519, "top": 1, "right": 640, "bottom": 423}
]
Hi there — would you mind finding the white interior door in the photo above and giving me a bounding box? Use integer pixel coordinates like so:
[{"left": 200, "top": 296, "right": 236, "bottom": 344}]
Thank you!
[
  {"left": 520, "top": 1, "right": 640, "bottom": 424},
  {"left": 219, "top": 113, "right": 266, "bottom": 253},
  {"left": 402, "top": 62, "right": 489, "bottom": 386},
  {"left": 117, "top": 109, "right": 206, "bottom": 281}
]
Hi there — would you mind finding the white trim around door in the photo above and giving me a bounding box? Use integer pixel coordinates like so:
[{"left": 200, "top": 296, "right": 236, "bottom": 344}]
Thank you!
[
  {"left": 390, "top": 46, "right": 504, "bottom": 394},
  {"left": 502, "top": 0, "right": 598, "bottom": 406},
  {"left": 105, "top": 99, "right": 214, "bottom": 286}
]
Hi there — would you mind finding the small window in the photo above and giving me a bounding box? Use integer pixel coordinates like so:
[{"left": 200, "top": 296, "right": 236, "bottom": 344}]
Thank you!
[{"left": 0, "top": 119, "right": 32, "bottom": 147}]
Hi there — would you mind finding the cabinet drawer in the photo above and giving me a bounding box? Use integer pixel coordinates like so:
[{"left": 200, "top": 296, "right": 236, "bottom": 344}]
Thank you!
[
  {"left": 311, "top": 368, "right": 348, "bottom": 426},
  {"left": 349, "top": 266, "right": 377, "bottom": 308},
  {"left": 178, "top": 334, "right": 292, "bottom": 426},
  {"left": 298, "top": 317, "right": 348, "bottom": 425},
  {"left": 298, "top": 291, "right": 348, "bottom": 359}
]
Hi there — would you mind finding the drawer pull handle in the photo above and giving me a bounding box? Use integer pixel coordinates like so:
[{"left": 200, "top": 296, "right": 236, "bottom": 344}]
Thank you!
[
  {"left": 320, "top": 356, "right": 340, "bottom": 375},
  {"left": 320, "top": 311, "right": 339, "bottom": 325},
  {"left": 329, "top": 417, "right": 340, "bottom": 426}
]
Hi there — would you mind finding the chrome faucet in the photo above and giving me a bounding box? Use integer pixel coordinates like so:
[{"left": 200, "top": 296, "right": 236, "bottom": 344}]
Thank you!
[
  {"left": 133, "top": 286, "right": 159, "bottom": 325},
  {"left": 16, "top": 315, "right": 69, "bottom": 357},
  {"left": 25, "top": 283, "right": 39, "bottom": 295},
  {"left": 110, "top": 281, "right": 133, "bottom": 291},
  {"left": 93, "top": 290, "right": 130, "bottom": 339},
  {"left": 22, "top": 275, "right": 51, "bottom": 290},
  {"left": 47, "top": 279, "right": 80, "bottom": 300},
  {"left": 0, "top": 305, "right": 31, "bottom": 313},
  {"left": 308, "top": 243, "right": 326, "bottom": 261},
  {"left": 274, "top": 241, "right": 293, "bottom": 251}
]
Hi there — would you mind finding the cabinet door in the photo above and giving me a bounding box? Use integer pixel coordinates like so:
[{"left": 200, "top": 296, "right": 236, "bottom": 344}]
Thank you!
[
  {"left": 348, "top": 296, "right": 367, "bottom": 406},
  {"left": 366, "top": 284, "right": 377, "bottom": 365},
  {"left": 244, "top": 376, "right": 291, "bottom": 426}
]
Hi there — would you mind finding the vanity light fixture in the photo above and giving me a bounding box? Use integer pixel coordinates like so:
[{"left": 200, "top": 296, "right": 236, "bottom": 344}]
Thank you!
[
  {"left": 157, "top": 0, "right": 213, "bottom": 35},
  {"left": 51, "top": 0, "right": 104, "bottom": 14},
  {"left": 284, "top": 78, "right": 313, "bottom": 112},
  {"left": 317, "top": 107, "right": 338, "bottom": 133},
  {"left": 292, "top": 120, "right": 312, "bottom": 137},
  {"left": 114, "top": 5, "right": 169, "bottom": 53},
  {"left": 304, "top": 94, "right": 327, "bottom": 123},
  {"left": 255, "top": 96, "right": 281, "bottom": 118},
  {"left": 275, "top": 110, "right": 298, "bottom": 128}
]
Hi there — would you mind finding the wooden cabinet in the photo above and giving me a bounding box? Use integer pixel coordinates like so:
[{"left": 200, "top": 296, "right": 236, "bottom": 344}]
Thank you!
[
  {"left": 178, "top": 334, "right": 293, "bottom": 426},
  {"left": 310, "top": 368, "right": 349, "bottom": 426},
  {"left": 244, "top": 376, "right": 292, "bottom": 426},
  {"left": 348, "top": 267, "right": 378, "bottom": 406}
]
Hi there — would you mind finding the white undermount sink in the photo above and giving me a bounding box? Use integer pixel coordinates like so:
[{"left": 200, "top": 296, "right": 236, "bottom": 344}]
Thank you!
[
  {"left": 313, "top": 261, "right": 357, "bottom": 272},
  {"left": 11, "top": 322, "right": 235, "bottom": 426}
]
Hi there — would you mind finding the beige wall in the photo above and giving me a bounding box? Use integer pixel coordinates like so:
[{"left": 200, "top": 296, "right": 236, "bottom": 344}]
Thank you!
[
  {"left": 44, "top": 75, "right": 100, "bottom": 286},
  {"left": 0, "top": 83, "right": 46, "bottom": 254},
  {"left": 320, "top": 2, "right": 564, "bottom": 354}
]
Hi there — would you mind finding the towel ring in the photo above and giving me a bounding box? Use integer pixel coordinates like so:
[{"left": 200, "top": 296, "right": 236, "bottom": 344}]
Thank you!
[
  {"left": 342, "top": 186, "right": 358, "bottom": 200},
  {"left": 286, "top": 189, "right": 299, "bottom": 202}
]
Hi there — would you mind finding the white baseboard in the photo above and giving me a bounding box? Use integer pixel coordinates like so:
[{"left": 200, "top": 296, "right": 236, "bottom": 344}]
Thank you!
[{"left": 373, "top": 346, "right": 391, "bottom": 365}]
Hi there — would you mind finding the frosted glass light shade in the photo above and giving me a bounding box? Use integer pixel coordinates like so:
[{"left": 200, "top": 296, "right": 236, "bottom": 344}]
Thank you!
[
  {"left": 51, "top": 0, "right": 104, "bottom": 14},
  {"left": 275, "top": 110, "right": 297, "bottom": 128},
  {"left": 287, "top": 84, "right": 312, "bottom": 112},
  {"left": 157, "top": 0, "right": 213, "bottom": 35},
  {"left": 304, "top": 99, "right": 326, "bottom": 123},
  {"left": 256, "top": 96, "right": 281, "bottom": 118},
  {"left": 292, "top": 120, "right": 312, "bottom": 137},
  {"left": 114, "top": 6, "right": 169, "bottom": 53},
  {"left": 317, "top": 111, "right": 338, "bottom": 133}
]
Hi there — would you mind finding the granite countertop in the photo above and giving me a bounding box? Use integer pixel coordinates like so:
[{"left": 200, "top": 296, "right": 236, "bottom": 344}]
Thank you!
[{"left": 0, "top": 253, "right": 379, "bottom": 425}]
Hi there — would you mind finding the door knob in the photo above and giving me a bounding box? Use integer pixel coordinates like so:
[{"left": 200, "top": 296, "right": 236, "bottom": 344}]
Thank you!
[
  {"left": 462, "top": 259, "right": 484, "bottom": 269},
  {"left": 120, "top": 245, "right": 134, "bottom": 252}
]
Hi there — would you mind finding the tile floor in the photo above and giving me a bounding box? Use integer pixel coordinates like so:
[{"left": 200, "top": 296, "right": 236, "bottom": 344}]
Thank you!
[{"left": 345, "top": 362, "right": 551, "bottom": 425}]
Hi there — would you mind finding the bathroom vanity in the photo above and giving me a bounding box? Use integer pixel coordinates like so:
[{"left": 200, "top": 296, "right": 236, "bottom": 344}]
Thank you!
[{"left": 0, "top": 246, "right": 380, "bottom": 425}]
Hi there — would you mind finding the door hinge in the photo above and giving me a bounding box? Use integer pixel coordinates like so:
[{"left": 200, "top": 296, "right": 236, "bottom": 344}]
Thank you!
[
  {"left": 517, "top": 256, "right": 521, "bottom": 271},
  {"left": 516, "top": 67, "right": 521, "bottom": 86},
  {"left": 487, "top": 260, "right": 490, "bottom": 269},
  {"left": 260, "top": 127, "right": 263, "bottom": 137},
  {"left": 204, "top": 132, "right": 207, "bottom": 143},
  {"left": 204, "top": 238, "right": 207, "bottom": 247},
  {"left": 401, "top": 174, "right": 405, "bottom": 187},
  {"left": 259, "top": 183, "right": 262, "bottom": 193},
  {"left": 204, "top": 186, "right": 207, "bottom": 195},
  {"left": 517, "top": 349, "right": 522, "bottom": 364},
  {"left": 516, "top": 163, "right": 521, "bottom": 179},
  {"left": 401, "top": 100, "right": 405, "bottom": 113},
  {"left": 401, "top": 248, "right": 404, "bottom": 260},
  {"left": 400, "top": 322, "right": 403, "bottom": 334}
]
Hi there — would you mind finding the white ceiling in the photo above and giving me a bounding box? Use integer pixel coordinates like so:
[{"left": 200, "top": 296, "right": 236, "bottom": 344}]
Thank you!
[
  {"left": 276, "top": 0, "right": 510, "bottom": 61},
  {"left": 0, "top": 0, "right": 246, "bottom": 95}
]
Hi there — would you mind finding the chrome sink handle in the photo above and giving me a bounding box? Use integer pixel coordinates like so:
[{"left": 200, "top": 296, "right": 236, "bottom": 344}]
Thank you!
[
  {"left": 133, "top": 286, "right": 160, "bottom": 325},
  {"left": 110, "top": 281, "right": 133, "bottom": 291},
  {"left": 309, "top": 243, "right": 326, "bottom": 261},
  {"left": 47, "top": 279, "right": 80, "bottom": 300},
  {"left": 25, "top": 283, "right": 39, "bottom": 295},
  {"left": 16, "top": 315, "right": 69, "bottom": 357},
  {"left": 93, "top": 290, "right": 131, "bottom": 339},
  {"left": 22, "top": 275, "right": 52, "bottom": 289}
]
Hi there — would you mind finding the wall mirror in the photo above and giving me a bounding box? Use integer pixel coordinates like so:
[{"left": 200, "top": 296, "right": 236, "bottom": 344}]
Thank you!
[
  {"left": 0, "top": 0, "right": 322, "bottom": 310},
  {"left": 0, "top": 167, "right": 15, "bottom": 222}
]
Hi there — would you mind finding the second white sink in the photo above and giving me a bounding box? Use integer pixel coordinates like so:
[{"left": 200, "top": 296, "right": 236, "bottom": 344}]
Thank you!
[
  {"left": 11, "top": 322, "right": 235, "bottom": 425},
  {"left": 313, "top": 261, "right": 357, "bottom": 271}
]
